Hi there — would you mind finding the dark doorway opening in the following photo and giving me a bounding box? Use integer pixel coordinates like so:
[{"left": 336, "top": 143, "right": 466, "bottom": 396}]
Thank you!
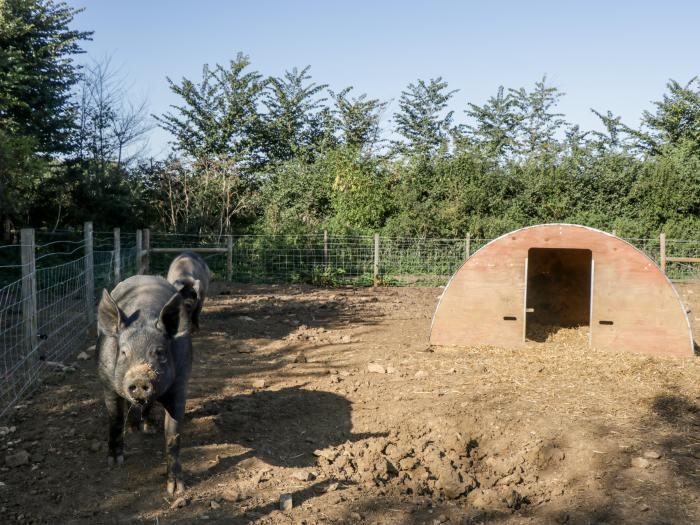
[{"left": 525, "top": 248, "right": 592, "bottom": 342}]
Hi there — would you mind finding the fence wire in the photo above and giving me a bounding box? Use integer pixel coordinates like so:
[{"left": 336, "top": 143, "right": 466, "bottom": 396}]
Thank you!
[
  {"left": 0, "top": 238, "right": 137, "bottom": 420},
  {"left": 1, "top": 229, "right": 700, "bottom": 420}
]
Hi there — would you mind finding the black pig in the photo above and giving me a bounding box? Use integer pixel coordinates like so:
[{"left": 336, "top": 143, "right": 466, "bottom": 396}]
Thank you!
[
  {"left": 167, "top": 251, "right": 210, "bottom": 331},
  {"left": 96, "top": 275, "right": 192, "bottom": 495}
]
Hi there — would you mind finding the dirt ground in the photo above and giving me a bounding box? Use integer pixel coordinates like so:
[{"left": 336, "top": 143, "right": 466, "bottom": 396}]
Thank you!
[{"left": 1, "top": 281, "right": 700, "bottom": 525}]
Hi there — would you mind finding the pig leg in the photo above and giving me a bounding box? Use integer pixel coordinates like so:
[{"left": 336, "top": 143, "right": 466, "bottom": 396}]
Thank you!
[
  {"left": 162, "top": 394, "right": 186, "bottom": 495},
  {"left": 104, "top": 389, "right": 126, "bottom": 466},
  {"left": 191, "top": 302, "right": 202, "bottom": 332},
  {"left": 139, "top": 404, "right": 157, "bottom": 434}
]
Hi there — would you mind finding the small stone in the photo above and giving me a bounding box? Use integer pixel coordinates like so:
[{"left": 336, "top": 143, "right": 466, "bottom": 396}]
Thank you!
[
  {"left": 210, "top": 500, "right": 221, "bottom": 509},
  {"left": 414, "top": 370, "right": 427, "bottom": 378},
  {"left": 631, "top": 457, "right": 650, "bottom": 469},
  {"left": 89, "top": 440, "right": 101, "bottom": 452},
  {"left": 76, "top": 352, "right": 90, "bottom": 361},
  {"left": 367, "top": 363, "right": 386, "bottom": 374},
  {"left": 386, "top": 366, "right": 397, "bottom": 374},
  {"left": 643, "top": 450, "right": 662, "bottom": 459},
  {"left": 293, "top": 470, "right": 315, "bottom": 481},
  {"left": 237, "top": 315, "right": 255, "bottom": 322},
  {"left": 294, "top": 353, "right": 308, "bottom": 363},
  {"left": 350, "top": 511, "right": 362, "bottom": 521},
  {"left": 5, "top": 450, "right": 30, "bottom": 468},
  {"left": 330, "top": 376, "right": 340, "bottom": 384},
  {"left": 171, "top": 496, "right": 189, "bottom": 509},
  {"left": 252, "top": 379, "right": 266, "bottom": 389},
  {"left": 237, "top": 346, "right": 254, "bottom": 354},
  {"left": 448, "top": 368, "right": 457, "bottom": 374},
  {"left": 280, "top": 493, "right": 293, "bottom": 511},
  {"left": 313, "top": 449, "right": 335, "bottom": 460}
]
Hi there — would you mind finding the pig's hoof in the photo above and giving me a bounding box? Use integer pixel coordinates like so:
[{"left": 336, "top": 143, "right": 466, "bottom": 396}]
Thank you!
[
  {"left": 140, "top": 420, "right": 157, "bottom": 435},
  {"left": 167, "top": 478, "right": 185, "bottom": 496},
  {"left": 107, "top": 454, "right": 124, "bottom": 467}
]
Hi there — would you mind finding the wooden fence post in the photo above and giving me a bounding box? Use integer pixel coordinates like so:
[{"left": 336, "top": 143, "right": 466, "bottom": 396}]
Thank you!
[
  {"left": 142, "top": 227, "right": 150, "bottom": 274},
  {"left": 20, "top": 228, "right": 38, "bottom": 361},
  {"left": 660, "top": 233, "right": 667, "bottom": 274},
  {"left": 323, "top": 229, "right": 329, "bottom": 267},
  {"left": 226, "top": 235, "right": 233, "bottom": 282},
  {"left": 465, "top": 233, "right": 471, "bottom": 260},
  {"left": 373, "top": 233, "right": 380, "bottom": 286},
  {"left": 113, "top": 227, "right": 121, "bottom": 285},
  {"left": 84, "top": 221, "right": 95, "bottom": 326},
  {"left": 136, "top": 229, "right": 143, "bottom": 275}
]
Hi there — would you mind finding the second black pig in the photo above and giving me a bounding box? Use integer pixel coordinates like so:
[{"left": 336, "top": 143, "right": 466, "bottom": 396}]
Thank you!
[{"left": 166, "top": 251, "right": 210, "bottom": 331}]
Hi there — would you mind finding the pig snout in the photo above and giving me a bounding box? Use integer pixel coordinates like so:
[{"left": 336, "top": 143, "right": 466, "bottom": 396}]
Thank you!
[
  {"left": 123, "top": 364, "right": 158, "bottom": 404},
  {"left": 126, "top": 377, "right": 153, "bottom": 402}
]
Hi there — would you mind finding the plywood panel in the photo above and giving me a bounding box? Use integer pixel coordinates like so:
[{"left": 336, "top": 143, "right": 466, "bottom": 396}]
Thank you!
[{"left": 431, "top": 224, "right": 694, "bottom": 357}]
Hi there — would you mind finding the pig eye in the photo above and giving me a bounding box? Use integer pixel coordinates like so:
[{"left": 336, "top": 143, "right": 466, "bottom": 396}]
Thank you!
[
  {"left": 119, "top": 346, "right": 130, "bottom": 359},
  {"left": 155, "top": 347, "right": 167, "bottom": 362}
]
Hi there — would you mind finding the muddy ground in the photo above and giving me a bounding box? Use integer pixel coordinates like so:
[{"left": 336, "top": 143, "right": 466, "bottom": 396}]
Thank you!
[{"left": 1, "top": 282, "right": 700, "bottom": 525}]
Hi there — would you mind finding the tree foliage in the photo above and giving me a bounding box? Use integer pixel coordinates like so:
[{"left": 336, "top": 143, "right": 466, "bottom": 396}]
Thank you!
[
  {"left": 0, "top": 0, "right": 91, "bottom": 154},
  {"left": 2, "top": 11, "right": 700, "bottom": 243},
  {"left": 155, "top": 54, "right": 265, "bottom": 165},
  {"left": 392, "top": 78, "right": 457, "bottom": 158}
]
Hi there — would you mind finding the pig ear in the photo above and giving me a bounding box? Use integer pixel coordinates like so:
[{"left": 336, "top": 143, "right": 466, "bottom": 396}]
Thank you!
[
  {"left": 158, "top": 293, "right": 186, "bottom": 337},
  {"left": 98, "top": 289, "right": 124, "bottom": 335}
]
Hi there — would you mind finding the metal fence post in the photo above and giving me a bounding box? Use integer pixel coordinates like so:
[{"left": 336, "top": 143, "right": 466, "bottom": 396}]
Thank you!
[
  {"left": 660, "top": 233, "right": 666, "bottom": 274},
  {"left": 373, "top": 233, "right": 380, "bottom": 286},
  {"left": 142, "top": 227, "right": 150, "bottom": 274},
  {"left": 465, "top": 233, "right": 471, "bottom": 260},
  {"left": 84, "top": 222, "right": 95, "bottom": 326},
  {"left": 20, "top": 228, "right": 38, "bottom": 362},
  {"left": 136, "top": 229, "right": 143, "bottom": 275},
  {"left": 323, "top": 229, "right": 329, "bottom": 267},
  {"left": 226, "top": 235, "right": 233, "bottom": 282},
  {"left": 113, "top": 227, "right": 121, "bottom": 285}
]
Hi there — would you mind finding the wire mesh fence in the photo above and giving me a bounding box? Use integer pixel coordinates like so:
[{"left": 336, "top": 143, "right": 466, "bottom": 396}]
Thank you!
[
  {"left": 1, "top": 226, "right": 700, "bottom": 420},
  {"left": 0, "top": 229, "right": 138, "bottom": 420}
]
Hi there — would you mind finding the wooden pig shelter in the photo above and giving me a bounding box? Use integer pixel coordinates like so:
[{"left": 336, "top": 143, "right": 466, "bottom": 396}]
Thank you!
[{"left": 430, "top": 224, "right": 694, "bottom": 357}]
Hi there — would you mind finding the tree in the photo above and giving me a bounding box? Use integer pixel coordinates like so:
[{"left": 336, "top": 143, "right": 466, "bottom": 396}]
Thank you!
[
  {"left": 155, "top": 53, "right": 265, "bottom": 165},
  {"left": 509, "top": 76, "right": 566, "bottom": 155},
  {"left": 0, "top": 0, "right": 91, "bottom": 155},
  {"left": 461, "top": 85, "right": 520, "bottom": 158},
  {"left": 330, "top": 87, "right": 387, "bottom": 152},
  {"left": 629, "top": 78, "right": 700, "bottom": 154},
  {"left": 75, "top": 56, "right": 151, "bottom": 169},
  {"left": 392, "top": 78, "right": 457, "bottom": 158},
  {"left": 262, "top": 66, "right": 331, "bottom": 163}
]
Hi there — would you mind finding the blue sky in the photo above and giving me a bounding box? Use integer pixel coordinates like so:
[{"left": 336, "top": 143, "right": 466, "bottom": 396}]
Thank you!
[{"left": 67, "top": 1, "right": 700, "bottom": 157}]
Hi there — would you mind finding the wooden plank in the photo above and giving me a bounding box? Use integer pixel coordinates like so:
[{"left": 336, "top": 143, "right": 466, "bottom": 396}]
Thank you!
[
  {"left": 226, "top": 235, "right": 233, "bottom": 282},
  {"left": 665, "top": 256, "right": 700, "bottom": 263},
  {"left": 135, "top": 229, "right": 143, "bottom": 275},
  {"left": 148, "top": 247, "right": 228, "bottom": 254},
  {"left": 84, "top": 222, "right": 94, "bottom": 326},
  {"left": 20, "top": 228, "right": 38, "bottom": 362},
  {"left": 373, "top": 234, "right": 380, "bottom": 286},
  {"left": 113, "top": 227, "right": 121, "bottom": 285},
  {"left": 142, "top": 228, "right": 150, "bottom": 274},
  {"left": 660, "top": 233, "right": 666, "bottom": 273}
]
